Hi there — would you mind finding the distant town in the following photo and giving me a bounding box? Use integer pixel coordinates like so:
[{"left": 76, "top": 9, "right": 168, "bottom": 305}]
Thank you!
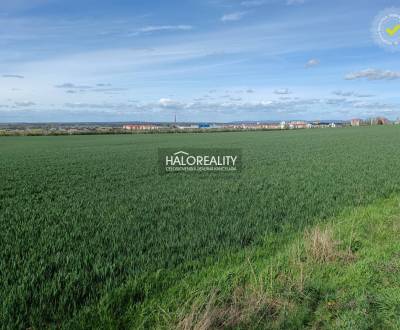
[
  {"left": 0, "top": 117, "right": 398, "bottom": 136},
  {"left": 122, "top": 117, "right": 391, "bottom": 131}
]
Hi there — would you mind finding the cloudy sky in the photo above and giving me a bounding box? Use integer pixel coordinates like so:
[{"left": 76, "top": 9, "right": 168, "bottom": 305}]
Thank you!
[{"left": 1, "top": 0, "right": 400, "bottom": 122}]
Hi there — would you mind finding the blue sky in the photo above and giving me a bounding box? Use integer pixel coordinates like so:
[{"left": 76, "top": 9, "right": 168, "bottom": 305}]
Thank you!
[{"left": 1, "top": 0, "right": 400, "bottom": 122}]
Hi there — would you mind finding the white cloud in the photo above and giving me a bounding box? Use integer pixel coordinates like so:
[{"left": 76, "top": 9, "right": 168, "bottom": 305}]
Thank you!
[
  {"left": 333, "top": 90, "right": 373, "bottom": 98},
  {"left": 54, "top": 82, "right": 126, "bottom": 94},
  {"left": 2, "top": 74, "right": 25, "bottom": 79},
  {"left": 274, "top": 88, "right": 291, "bottom": 95},
  {"left": 221, "top": 12, "right": 246, "bottom": 22},
  {"left": 136, "top": 25, "right": 193, "bottom": 34},
  {"left": 15, "top": 101, "right": 35, "bottom": 107},
  {"left": 92, "top": 87, "right": 127, "bottom": 93},
  {"left": 345, "top": 69, "right": 400, "bottom": 80},
  {"left": 351, "top": 101, "right": 393, "bottom": 110},
  {"left": 55, "top": 83, "right": 92, "bottom": 89},
  {"left": 4, "top": 95, "right": 400, "bottom": 122},
  {"left": 158, "top": 98, "right": 182, "bottom": 108},
  {"left": 325, "top": 98, "right": 348, "bottom": 105},
  {"left": 305, "top": 59, "right": 319, "bottom": 68},
  {"left": 324, "top": 97, "right": 393, "bottom": 112},
  {"left": 62, "top": 97, "right": 320, "bottom": 114}
]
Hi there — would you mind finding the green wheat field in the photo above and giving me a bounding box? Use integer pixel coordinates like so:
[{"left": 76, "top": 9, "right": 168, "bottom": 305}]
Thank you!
[{"left": 1, "top": 126, "right": 400, "bottom": 329}]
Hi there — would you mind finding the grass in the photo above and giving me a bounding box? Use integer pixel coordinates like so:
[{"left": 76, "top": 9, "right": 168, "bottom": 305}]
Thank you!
[
  {"left": 171, "top": 196, "right": 400, "bottom": 329},
  {"left": 68, "top": 196, "right": 400, "bottom": 329},
  {"left": 1, "top": 126, "right": 400, "bottom": 328}
]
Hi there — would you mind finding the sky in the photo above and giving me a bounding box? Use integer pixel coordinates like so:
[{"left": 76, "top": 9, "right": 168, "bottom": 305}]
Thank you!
[{"left": 0, "top": 0, "right": 400, "bottom": 122}]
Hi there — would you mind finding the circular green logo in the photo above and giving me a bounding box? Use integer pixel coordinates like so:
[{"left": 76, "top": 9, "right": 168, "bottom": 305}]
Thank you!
[{"left": 372, "top": 8, "right": 400, "bottom": 51}]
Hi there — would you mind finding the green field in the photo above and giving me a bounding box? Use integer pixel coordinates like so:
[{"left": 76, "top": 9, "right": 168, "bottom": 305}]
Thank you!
[{"left": 2, "top": 126, "right": 400, "bottom": 329}]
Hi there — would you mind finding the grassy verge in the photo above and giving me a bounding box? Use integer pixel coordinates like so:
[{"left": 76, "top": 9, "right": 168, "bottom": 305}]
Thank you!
[{"left": 67, "top": 196, "right": 400, "bottom": 329}]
